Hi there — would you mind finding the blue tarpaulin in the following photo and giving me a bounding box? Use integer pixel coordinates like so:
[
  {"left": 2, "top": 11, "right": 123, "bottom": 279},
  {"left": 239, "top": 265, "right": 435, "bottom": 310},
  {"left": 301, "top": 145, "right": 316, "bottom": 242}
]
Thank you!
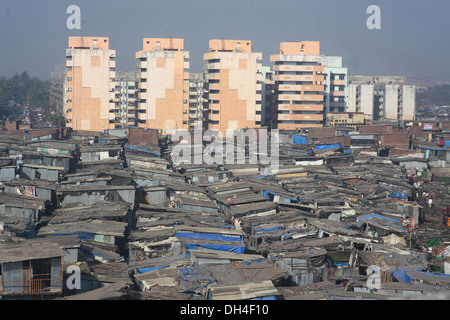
[
  {"left": 389, "top": 192, "right": 408, "bottom": 199},
  {"left": 184, "top": 243, "right": 245, "bottom": 254},
  {"left": 315, "top": 143, "right": 341, "bottom": 150},
  {"left": 358, "top": 214, "right": 400, "bottom": 223},
  {"left": 445, "top": 140, "right": 450, "bottom": 147},
  {"left": 176, "top": 232, "right": 243, "bottom": 243},
  {"left": 263, "top": 190, "right": 298, "bottom": 202},
  {"left": 253, "top": 225, "right": 283, "bottom": 233},
  {"left": 392, "top": 270, "right": 412, "bottom": 283},
  {"left": 178, "top": 266, "right": 216, "bottom": 293},
  {"left": 251, "top": 296, "right": 277, "bottom": 300},
  {"left": 136, "top": 265, "right": 170, "bottom": 274},
  {"left": 293, "top": 135, "right": 307, "bottom": 145}
]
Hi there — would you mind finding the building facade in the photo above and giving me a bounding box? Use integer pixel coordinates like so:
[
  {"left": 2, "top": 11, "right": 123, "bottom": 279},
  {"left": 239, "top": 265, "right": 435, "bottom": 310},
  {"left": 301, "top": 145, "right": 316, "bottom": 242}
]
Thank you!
[
  {"left": 323, "top": 56, "right": 347, "bottom": 114},
  {"left": 188, "top": 73, "right": 206, "bottom": 131},
  {"left": 65, "top": 36, "right": 117, "bottom": 132},
  {"left": 113, "top": 71, "right": 138, "bottom": 128},
  {"left": 49, "top": 71, "right": 66, "bottom": 116},
  {"left": 347, "top": 75, "right": 416, "bottom": 122},
  {"left": 135, "top": 38, "right": 190, "bottom": 134},
  {"left": 326, "top": 112, "right": 371, "bottom": 129},
  {"left": 270, "top": 41, "right": 325, "bottom": 131},
  {"left": 203, "top": 39, "right": 263, "bottom": 135}
]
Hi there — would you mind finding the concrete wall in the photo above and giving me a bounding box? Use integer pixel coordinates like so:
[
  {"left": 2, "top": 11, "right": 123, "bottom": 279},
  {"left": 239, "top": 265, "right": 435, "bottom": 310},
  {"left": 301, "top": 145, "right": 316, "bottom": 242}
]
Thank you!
[
  {"left": 385, "top": 85, "right": 399, "bottom": 120},
  {"left": 360, "top": 85, "right": 374, "bottom": 118},
  {"left": 402, "top": 85, "right": 416, "bottom": 121},
  {"left": 346, "top": 85, "right": 357, "bottom": 112}
]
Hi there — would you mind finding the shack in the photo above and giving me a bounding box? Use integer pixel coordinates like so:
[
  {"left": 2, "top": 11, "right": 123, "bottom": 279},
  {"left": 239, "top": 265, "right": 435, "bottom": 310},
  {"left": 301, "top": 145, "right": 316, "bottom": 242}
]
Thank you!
[{"left": 0, "top": 241, "right": 64, "bottom": 297}]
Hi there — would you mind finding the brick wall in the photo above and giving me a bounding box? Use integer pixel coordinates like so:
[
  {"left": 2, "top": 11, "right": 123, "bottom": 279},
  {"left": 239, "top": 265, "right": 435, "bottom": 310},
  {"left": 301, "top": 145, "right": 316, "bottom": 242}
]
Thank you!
[
  {"left": 127, "top": 127, "right": 160, "bottom": 146},
  {"left": 379, "top": 133, "right": 410, "bottom": 149}
]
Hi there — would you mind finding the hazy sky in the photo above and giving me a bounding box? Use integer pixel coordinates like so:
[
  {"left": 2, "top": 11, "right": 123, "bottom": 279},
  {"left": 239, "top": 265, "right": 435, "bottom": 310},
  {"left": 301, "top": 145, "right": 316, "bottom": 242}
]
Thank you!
[{"left": 0, "top": 0, "right": 449, "bottom": 86}]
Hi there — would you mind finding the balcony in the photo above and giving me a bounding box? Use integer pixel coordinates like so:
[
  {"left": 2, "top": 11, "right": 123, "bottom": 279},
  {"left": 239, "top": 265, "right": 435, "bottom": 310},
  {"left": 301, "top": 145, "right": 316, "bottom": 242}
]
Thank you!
[
  {"left": 291, "top": 104, "right": 324, "bottom": 111},
  {"left": 205, "top": 73, "right": 220, "bottom": 81},
  {"left": 204, "top": 62, "right": 221, "bottom": 70},
  {"left": 302, "top": 94, "right": 324, "bottom": 102},
  {"left": 289, "top": 114, "right": 324, "bottom": 121},
  {"left": 277, "top": 114, "right": 291, "bottom": 121},
  {"left": 330, "top": 91, "right": 345, "bottom": 96},
  {"left": 277, "top": 94, "right": 301, "bottom": 101},
  {"left": 273, "top": 74, "right": 314, "bottom": 82},
  {"left": 271, "top": 65, "right": 314, "bottom": 72},
  {"left": 330, "top": 79, "right": 345, "bottom": 85}
]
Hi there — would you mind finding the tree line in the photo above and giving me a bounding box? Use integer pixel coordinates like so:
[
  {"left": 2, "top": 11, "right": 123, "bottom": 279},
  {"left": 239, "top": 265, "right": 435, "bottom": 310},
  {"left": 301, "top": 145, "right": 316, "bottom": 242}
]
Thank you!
[{"left": 0, "top": 72, "right": 49, "bottom": 119}]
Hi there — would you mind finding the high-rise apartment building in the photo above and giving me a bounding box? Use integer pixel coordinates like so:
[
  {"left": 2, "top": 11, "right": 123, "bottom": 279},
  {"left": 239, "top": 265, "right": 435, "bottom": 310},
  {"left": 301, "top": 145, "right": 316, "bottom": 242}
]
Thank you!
[
  {"left": 135, "top": 38, "right": 190, "bottom": 134},
  {"left": 347, "top": 76, "right": 416, "bottom": 121},
  {"left": 270, "top": 41, "right": 325, "bottom": 131},
  {"left": 188, "top": 73, "right": 206, "bottom": 131},
  {"left": 113, "top": 71, "right": 138, "bottom": 128},
  {"left": 323, "top": 56, "right": 347, "bottom": 114},
  {"left": 203, "top": 39, "right": 263, "bottom": 135},
  {"left": 49, "top": 70, "right": 66, "bottom": 116},
  {"left": 65, "top": 36, "right": 116, "bottom": 132}
]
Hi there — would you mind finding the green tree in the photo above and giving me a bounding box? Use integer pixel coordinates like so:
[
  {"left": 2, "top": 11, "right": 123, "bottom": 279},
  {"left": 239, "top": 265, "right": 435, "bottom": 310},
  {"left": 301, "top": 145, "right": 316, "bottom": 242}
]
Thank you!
[{"left": 0, "top": 72, "right": 49, "bottom": 120}]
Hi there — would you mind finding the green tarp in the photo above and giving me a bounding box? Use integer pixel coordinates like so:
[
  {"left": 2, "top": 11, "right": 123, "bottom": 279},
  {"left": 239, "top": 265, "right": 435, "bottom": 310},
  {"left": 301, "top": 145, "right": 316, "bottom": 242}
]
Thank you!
[{"left": 426, "top": 237, "right": 440, "bottom": 247}]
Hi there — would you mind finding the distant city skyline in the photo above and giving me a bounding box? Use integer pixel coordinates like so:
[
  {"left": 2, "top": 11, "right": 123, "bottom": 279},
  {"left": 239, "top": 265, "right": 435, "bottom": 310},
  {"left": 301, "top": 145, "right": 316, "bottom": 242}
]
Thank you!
[{"left": 1, "top": 0, "right": 449, "bottom": 86}]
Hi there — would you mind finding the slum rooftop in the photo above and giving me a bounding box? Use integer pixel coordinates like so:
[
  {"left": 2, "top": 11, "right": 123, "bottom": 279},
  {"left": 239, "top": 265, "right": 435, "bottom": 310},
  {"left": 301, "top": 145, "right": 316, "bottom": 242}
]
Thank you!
[{"left": 0, "top": 122, "right": 450, "bottom": 300}]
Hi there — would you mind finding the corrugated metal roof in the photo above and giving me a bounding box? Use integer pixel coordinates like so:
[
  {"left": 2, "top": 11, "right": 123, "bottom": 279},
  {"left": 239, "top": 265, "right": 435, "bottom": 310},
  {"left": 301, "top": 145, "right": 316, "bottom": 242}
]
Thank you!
[
  {"left": 209, "top": 280, "right": 279, "bottom": 300},
  {"left": 0, "top": 242, "right": 64, "bottom": 263}
]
